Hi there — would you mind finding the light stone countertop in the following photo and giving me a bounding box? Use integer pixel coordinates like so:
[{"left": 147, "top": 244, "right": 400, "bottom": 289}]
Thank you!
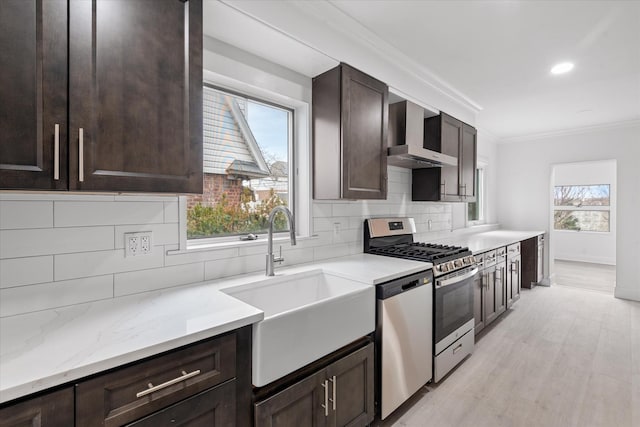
[
  {"left": 434, "top": 229, "right": 546, "bottom": 254},
  {"left": 0, "top": 253, "right": 429, "bottom": 404}
]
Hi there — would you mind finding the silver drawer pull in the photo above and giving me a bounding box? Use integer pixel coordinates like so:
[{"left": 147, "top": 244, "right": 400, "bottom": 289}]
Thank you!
[
  {"left": 54, "top": 124, "right": 60, "bottom": 180},
  {"left": 329, "top": 375, "right": 336, "bottom": 411},
  {"left": 136, "top": 369, "right": 201, "bottom": 398},
  {"left": 321, "top": 379, "right": 329, "bottom": 416},
  {"left": 78, "top": 128, "right": 84, "bottom": 182},
  {"left": 452, "top": 343, "right": 463, "bottom": 354}
]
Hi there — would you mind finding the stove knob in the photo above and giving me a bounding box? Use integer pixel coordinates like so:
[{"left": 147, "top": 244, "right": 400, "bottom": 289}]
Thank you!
[{"left": 454, "top": 259, "right": 463, "bottom": 268}]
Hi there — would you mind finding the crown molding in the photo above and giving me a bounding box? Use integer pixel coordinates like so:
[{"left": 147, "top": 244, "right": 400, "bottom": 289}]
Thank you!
[
  {"left": 220, "top": 0, "right": 482, "bottom": 115},
  {"left": 498, "top": 118, "right": 640, "bottom": 144}
]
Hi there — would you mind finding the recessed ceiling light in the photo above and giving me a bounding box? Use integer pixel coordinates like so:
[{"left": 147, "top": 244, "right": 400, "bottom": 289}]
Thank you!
[{"left": 550, "top": 62, "right": 574, "bottom": 75}]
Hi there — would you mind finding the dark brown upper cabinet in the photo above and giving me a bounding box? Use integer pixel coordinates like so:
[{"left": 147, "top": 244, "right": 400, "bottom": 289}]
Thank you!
[
  {"left": 0, "top": 0, "right": 203, "bottom": 194},
  {"left": 412, "top": 112, "right": 477, "bottom": 202},
  {"left": 313, "top": 63, "right": 388, "bottom": 200},
  {"left": 0, "top": 0, "right": 68, "bottom": 190}
]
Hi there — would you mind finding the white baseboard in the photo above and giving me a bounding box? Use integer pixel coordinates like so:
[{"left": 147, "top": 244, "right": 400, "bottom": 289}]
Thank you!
[
  {"left": 614, "top": 286, "right": 640, "bottom": 302},
  {"left": 554, "top": 255, "right": 616, "bottom": 266}
]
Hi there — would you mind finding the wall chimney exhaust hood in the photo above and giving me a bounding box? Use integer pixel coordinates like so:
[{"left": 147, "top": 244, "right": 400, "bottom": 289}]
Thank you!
[{"left": 387, "top": 100, "right": 457, "bottom": 169}]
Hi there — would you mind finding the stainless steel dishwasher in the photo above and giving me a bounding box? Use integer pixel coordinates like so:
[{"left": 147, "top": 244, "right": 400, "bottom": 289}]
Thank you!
[{"left": 375, "top": 270, "right": 433, "bottom": 420}]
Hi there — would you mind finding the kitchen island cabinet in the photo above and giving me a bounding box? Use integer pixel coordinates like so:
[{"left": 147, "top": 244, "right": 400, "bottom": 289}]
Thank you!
[
  {"left": 255, "top": 341, "right": 374, "bottom": 427},
  {"left": 0, "top": 0, "right": 203, "bottom": 193},
  {"left": 313, "top": 63, "right": 388, "bottom": 200}
]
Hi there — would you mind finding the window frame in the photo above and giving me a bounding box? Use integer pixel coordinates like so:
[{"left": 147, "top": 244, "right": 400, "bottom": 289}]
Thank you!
[
  {"left": 467, "top": 162, "right": 486, "bottom": 226},
  {"left": 176, "top": 73, "right": 311, "bottom": 252},
  {"left": 553, "top": 184, "right": 611, "bottom": 233}
]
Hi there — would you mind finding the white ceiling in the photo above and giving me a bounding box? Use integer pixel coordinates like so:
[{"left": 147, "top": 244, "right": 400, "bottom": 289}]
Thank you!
[{"left": 204, "top": 1, "right": 640, "bottom": 139}]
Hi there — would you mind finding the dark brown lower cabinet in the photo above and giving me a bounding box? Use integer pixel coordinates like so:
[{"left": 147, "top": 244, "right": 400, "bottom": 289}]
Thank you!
[
  {"left": 0, "top": 388, "right": 73, "bottom": 427},
  {"left": 126, "top": 381, "right": 236, "bottom": 427},
  {"left": 474, "top": 249, "right": 508, "bottom": 336},
  {"left": 506, "top": 253, "right": 521, "bottom": 309},
  {"left": 255, "top": 342, "right": 374, "bottom": 427}
]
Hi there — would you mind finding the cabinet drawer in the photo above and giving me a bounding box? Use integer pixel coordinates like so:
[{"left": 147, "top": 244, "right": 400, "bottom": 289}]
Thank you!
[
  {"left": 496, "top": 246, "right": 506, "bottom": 258},
  {"left": 507, "top": 242, "right": 520, "bottom": 256},
  {"left": 434, "top": 329, "right": 474, "bottom": 382},
  {"left": 76, "top": 333, "right": 236, "bottom": 427},
  {"left": 125, "top": 380, "right": 236, "bottom": 427}
]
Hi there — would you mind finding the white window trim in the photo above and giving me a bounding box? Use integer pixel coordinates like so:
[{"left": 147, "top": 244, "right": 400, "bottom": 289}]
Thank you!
[
  {"left": 171, "top": 70, "right": 311, "bottom": 253},
  {"left": 552, "top": 184, "right": 611, "bottom": 233},
  {"left": 467, "top": 161, "right": 487, "bottom": 227}
]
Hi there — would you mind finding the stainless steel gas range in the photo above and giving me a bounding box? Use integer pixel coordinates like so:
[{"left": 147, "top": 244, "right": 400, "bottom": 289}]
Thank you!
[{"left": 365, "top": 217, "right": 478, "bottom": 385}]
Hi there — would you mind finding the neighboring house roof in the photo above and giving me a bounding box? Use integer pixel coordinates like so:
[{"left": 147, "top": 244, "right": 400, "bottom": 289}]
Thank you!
[{"left": 203, "top": 87, "right": 270, "bottom": 179}]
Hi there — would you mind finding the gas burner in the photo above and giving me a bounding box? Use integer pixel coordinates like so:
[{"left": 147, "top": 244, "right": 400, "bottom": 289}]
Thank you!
[{"left": 364, "top": 217, "right": 476, "bottom": 276}]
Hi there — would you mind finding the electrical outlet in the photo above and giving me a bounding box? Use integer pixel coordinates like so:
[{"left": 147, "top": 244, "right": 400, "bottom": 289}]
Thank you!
[
  {"left": 333, "top": 222, "right": 341, "bottom": 237},
  {"left": 125, "top": 231, "right": 152, "bottom": 257}
]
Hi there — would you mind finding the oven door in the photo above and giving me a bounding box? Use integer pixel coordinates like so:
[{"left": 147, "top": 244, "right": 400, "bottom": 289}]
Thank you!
[{"left": 434, "top": 267, "right": 478, "bottom": 348}]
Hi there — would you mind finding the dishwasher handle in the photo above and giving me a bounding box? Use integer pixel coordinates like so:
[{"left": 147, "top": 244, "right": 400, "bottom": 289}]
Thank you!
[{"left": 376, "top": 270, "right": 433, "bottom": 300}]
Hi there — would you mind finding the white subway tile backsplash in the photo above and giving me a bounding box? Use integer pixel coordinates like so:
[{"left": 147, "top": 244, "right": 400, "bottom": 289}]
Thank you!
[
  {"left": 114, "top": 263, "right": 204, "bottom": 296},
  {"left": 114, "top": 223, "right": 179, "bottom": 249},
  {"left": 0, "top": 275, "right": 113, "bottom": 317},
  {"left": 0, "top": 226, "right": 114, "bottom": 258},
  {"left": 54, "top": 201, "right": 165, "bottom": 227},
  {"left": 204, "top": 253, "right": 263, "bottom": 280},
  {"left": 164, "top": 200, "right": 180, "bottom": 223},
  {"left": 312, "top": 202, "right": 333, "bottom": 219},
  {"left": 0, "top": 256, "right": 53, "bottom": 288},
  {"left": 55, "top": 247, "right": 163, "bottom": 281},
  {"left": 313, "top": 242, "right": 352, "bottom": 261},
  {"left": 0, "top": 201, "right": 53, "bottom": 229},
  {"left": 164, "top": 246, "right": 238, "bottom": 266}
]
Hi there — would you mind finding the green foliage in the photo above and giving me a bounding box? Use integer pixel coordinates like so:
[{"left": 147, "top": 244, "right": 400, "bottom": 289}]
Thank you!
[
  {"left": 188, "top": 188, "right": 288, "bottom": 239},
  {"left": 554, "top": 211, "right": 580, "bottom": 231}
]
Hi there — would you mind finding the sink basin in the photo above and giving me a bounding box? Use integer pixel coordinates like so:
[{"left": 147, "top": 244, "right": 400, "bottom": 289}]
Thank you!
[{"left": 222, "top": 269, "right": 374, "bottom": 387}]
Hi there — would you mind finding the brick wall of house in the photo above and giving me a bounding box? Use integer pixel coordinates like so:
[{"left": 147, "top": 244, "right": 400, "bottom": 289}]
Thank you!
[{"left": 186, "top": 173, "right": 243, "bottom": 209}]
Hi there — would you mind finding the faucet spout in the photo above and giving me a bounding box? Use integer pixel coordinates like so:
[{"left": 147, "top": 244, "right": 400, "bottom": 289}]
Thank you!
[{"left": 266, "top": 206, "right": 296, "bottom": 276}]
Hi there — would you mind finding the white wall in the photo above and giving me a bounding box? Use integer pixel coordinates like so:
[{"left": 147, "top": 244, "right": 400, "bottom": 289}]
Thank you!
[
  {"left": 552, "top": 160, "right": 616, "bottom": 265},
  {"left": 497, "top": 123, "right": 640, "bottom": 301},
  {"left": 477, "top": 128, "right": 499, "bottom": 225}
]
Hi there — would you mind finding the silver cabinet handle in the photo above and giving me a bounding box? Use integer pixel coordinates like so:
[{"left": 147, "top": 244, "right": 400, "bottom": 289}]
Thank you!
[
  {"left": 54, "top": 124, "right": 60, "bottom": 180},
  {"left": 78, "top": 128, "right": 84, "bottom": 182},
  {"left": 136, "top": 369, "right": 201, "bottom": 398},
  {"left": 328, "top": 375, "right": 336, "bottom": 411},
  {"left": 321, "top": 379, "right": 329, "bottom": 416},
  {"left": 452, "top": 343, "right": 463, "bottom": 354}
]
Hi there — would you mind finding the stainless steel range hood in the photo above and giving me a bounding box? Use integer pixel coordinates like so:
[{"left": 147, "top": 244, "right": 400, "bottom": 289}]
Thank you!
[{"left": 387, "top": 100, "right": 457, "bottom": 169}]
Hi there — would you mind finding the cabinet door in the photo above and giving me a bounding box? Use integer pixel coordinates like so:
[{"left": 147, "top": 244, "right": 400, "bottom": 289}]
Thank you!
[
  {"left": 484, "top": 267, "right": 498, "bottom": 326},
  {"left": 68, "top": 0, "right": 203, "bottom": 193},
  {"left": 255, "top": 370, "right": 328, "bottom": 427},
  {"left": 126, "top": 381, "right": 235, "bottom": 427},
  {"left": 460, "top": 124, "right": 477, "bottom": 201},
  {"left": 512, "top": 257, "right": 521, "bottom": 303},
  {"left": 0, "top": 0, "right": 67, "bottom": 190},
  {"left": 473, "top": 273, "right": 485, "bottom": 334},
  {"left": 495, "top": 262, "right": 507, "bottom": 316},
  {"left": 327, "top": 343, "right": 374, "bottom": 427},
  {"left": 0, "top": 388, "right": 73, "bottom": 427},
  {"left": 440, "top": 114, "right": 461, "bottom": 199},
  {"left": 341, "top": 65, "right": 388, "bottom": 200}
]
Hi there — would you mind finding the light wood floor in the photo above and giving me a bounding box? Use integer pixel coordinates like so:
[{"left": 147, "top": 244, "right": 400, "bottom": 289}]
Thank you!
[
  {"left": 554, "top": 260, "right": 616, "bottom": 294},
  {"left": 375, "top": 285, "right": 640, "bottom": 427}
]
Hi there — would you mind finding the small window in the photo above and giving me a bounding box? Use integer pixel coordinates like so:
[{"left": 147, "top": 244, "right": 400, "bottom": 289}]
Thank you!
[
  {"left": 467, "top": 167, "right": 485, "bottom": 224},
  {"left": 187, "top": 86, "right": 293, "bottom": 240},
  {"left": 553, "top": 185, "right": 610, "bottom": 232}
]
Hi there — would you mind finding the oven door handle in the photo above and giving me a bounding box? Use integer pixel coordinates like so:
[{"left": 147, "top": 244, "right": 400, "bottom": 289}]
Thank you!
[{"left": 438, "top": 267, "right": 479, "bottom": 288}]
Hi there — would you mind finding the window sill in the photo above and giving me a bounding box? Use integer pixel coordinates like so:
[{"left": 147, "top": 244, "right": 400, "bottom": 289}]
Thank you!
[{"left": 166, "top": 234, "right": 319, "bottom": 256}]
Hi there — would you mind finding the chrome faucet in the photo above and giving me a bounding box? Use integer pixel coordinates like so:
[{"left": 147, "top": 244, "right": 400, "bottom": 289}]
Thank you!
[{"left": 266, "top": 206, "right": 296, "bottom": 276}]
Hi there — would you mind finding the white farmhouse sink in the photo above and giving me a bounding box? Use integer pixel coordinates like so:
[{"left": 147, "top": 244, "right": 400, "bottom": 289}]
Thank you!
[{"left": 222, "top": 269, "right": 374, "bottom": 387}]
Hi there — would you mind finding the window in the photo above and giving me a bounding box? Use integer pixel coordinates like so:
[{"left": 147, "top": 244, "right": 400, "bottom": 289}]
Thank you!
[
  {"left": 467, "top": 167, "right": 485, "bottom": 224},
  {"left": 553, "top": 185, "right": 610, "bottom": 232},
  {"left": 186, "top": 86, "right": 293, "bottom": 240}
]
